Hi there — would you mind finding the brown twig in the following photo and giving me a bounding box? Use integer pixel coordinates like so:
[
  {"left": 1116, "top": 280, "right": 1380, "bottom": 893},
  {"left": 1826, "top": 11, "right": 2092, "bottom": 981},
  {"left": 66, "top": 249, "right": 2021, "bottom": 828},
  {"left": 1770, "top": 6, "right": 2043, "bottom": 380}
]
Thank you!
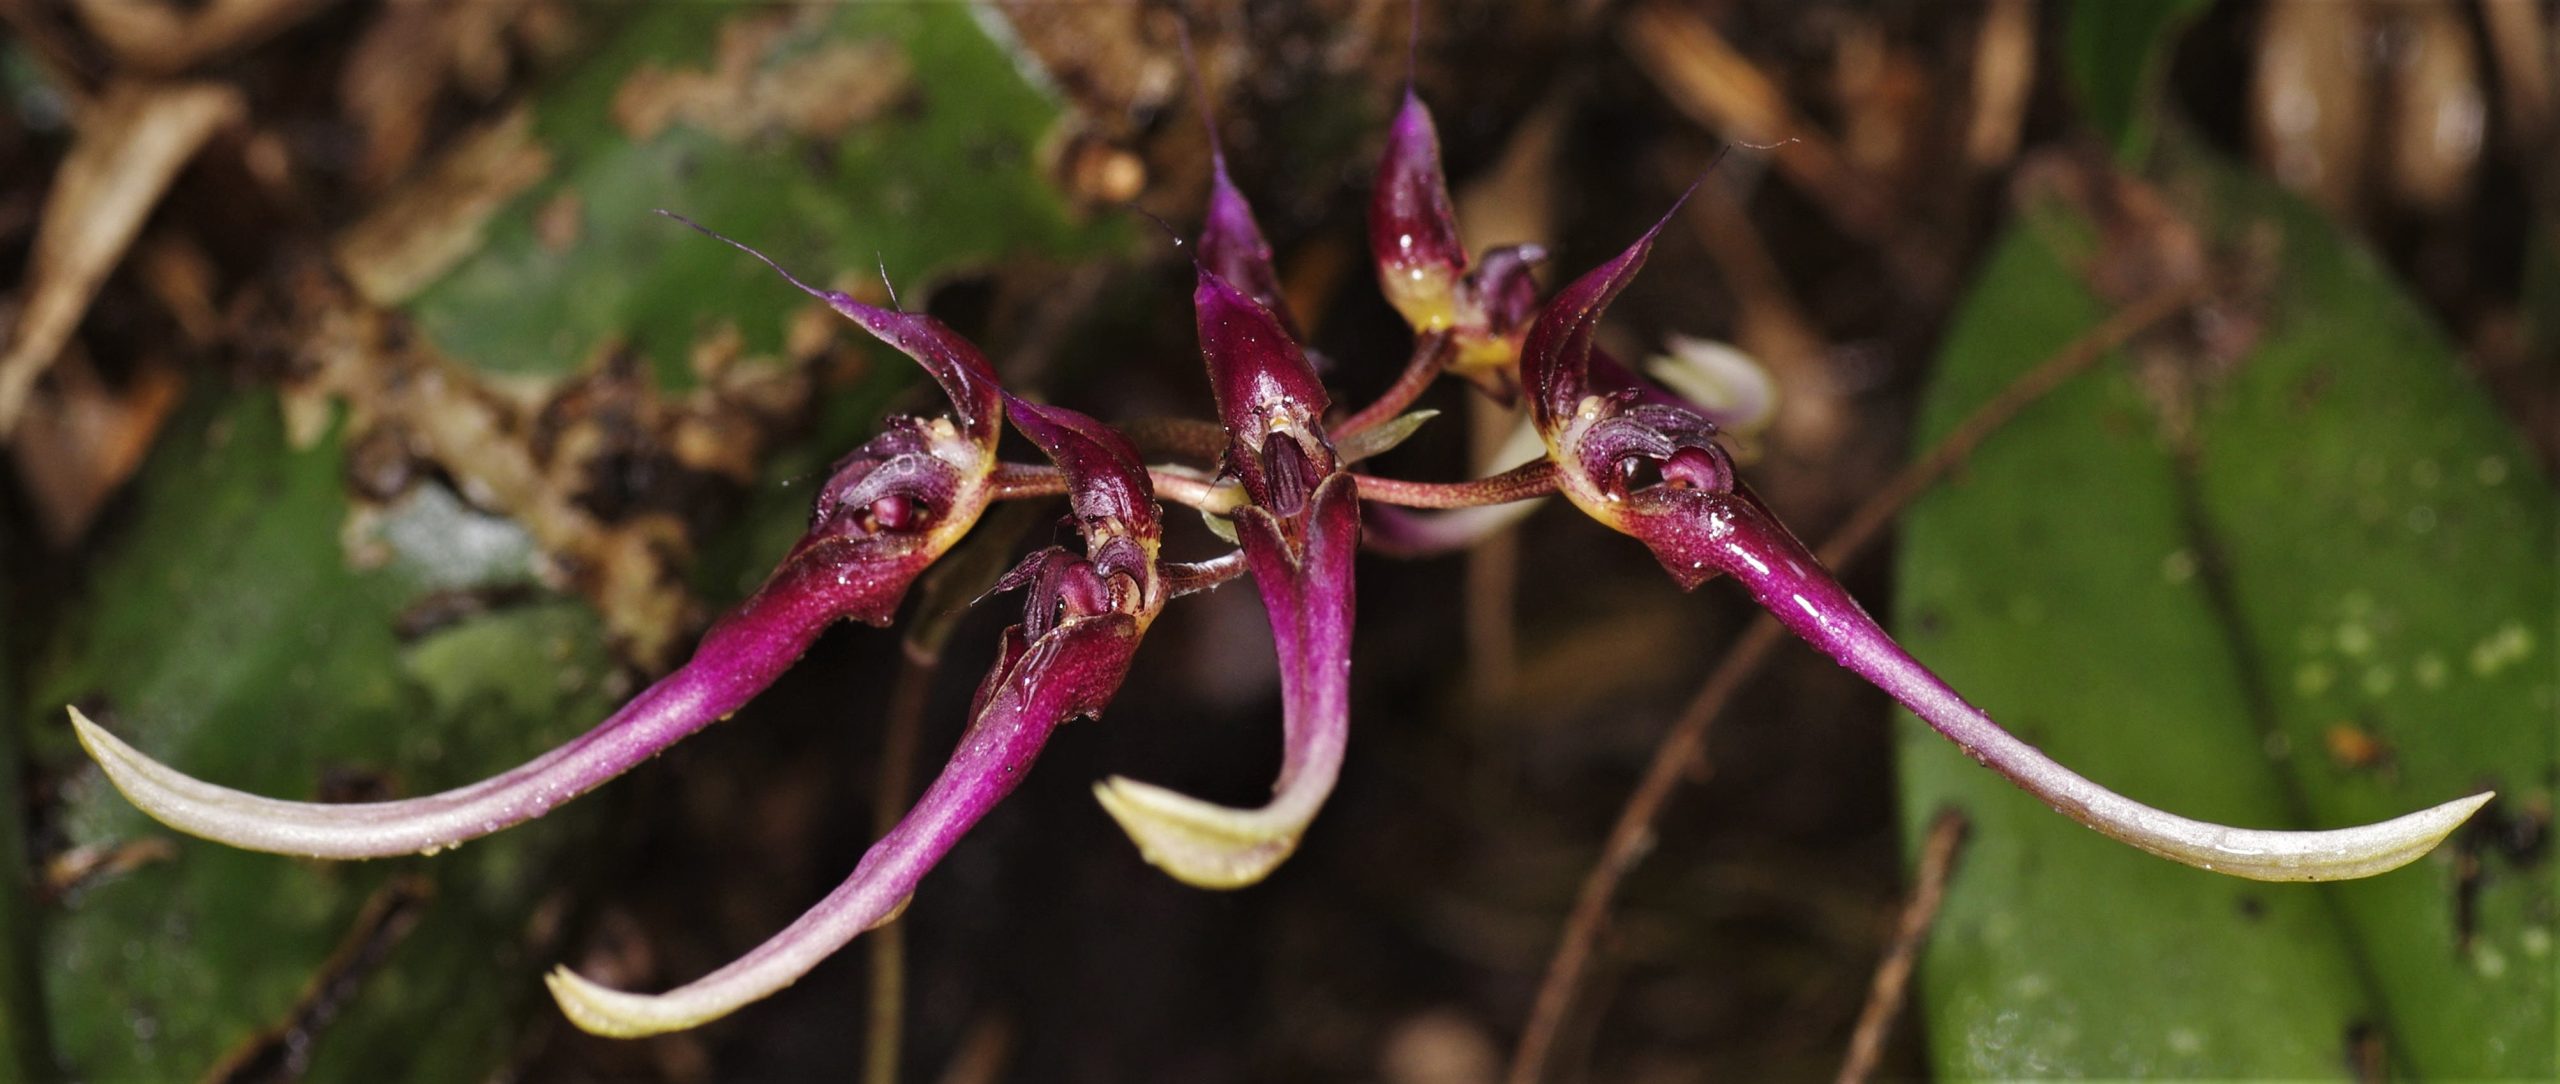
[
  {"left": 1351, "top": 459, "right": 1557, "bottom": 509},
  {"left": 1834, "top": 808, "right": 1970, "bottom": 1084},
  {"left": 1503, "top": 283, "right": 2196, "bottom": 1084},
  {"left": 863, "top": 646, "right": 938, "bottom": 1084},
  {"left": 862, "top": 508, "right": 1030, "bottom": 1084}
]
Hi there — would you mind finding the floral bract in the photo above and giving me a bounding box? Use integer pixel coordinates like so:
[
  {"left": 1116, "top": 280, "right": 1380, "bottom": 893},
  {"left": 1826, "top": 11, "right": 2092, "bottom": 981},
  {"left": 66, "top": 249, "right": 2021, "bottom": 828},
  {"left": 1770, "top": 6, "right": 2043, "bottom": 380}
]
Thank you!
[{"left": 70, "top": 59, "right": 2491, "bottom": 1038}]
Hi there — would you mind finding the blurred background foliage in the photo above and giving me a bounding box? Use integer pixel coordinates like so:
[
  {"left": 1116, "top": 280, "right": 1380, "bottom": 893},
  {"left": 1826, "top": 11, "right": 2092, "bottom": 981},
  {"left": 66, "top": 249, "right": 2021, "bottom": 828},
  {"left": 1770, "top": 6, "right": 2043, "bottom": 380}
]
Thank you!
[{"left": 0, "top": 1, "right": 2548, "bottom": 1080}]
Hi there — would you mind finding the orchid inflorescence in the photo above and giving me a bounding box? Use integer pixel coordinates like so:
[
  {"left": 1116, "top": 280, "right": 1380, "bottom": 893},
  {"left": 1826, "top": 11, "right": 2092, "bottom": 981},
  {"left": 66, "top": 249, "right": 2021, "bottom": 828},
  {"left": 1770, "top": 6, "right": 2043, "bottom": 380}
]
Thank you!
[{"left": 68, "top": 56, "right": 2491, "bottom": 1039}]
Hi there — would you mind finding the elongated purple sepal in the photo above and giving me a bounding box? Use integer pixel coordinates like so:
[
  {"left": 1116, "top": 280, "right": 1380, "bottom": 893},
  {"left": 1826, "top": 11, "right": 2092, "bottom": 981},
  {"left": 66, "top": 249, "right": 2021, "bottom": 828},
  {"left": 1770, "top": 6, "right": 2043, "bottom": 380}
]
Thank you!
[
  {"left": 661, "top": 211, "right": 1004, "bottom": 446},
  {"left": 549, "top": 614, "right": 1143, "bottom": 1036},
  {"left": 72, "top": 555, "right": 871, "bottom": 859},
  {"left": 1369, "top": 91, "right": 1468, "bottom": 331},
  {"left": 1519, "top": 209, "right": 1682, "bottom": 434},
  {"left": 1689, "top": 485, "right": 2488, "bottom": 881},
  {"left": 1095, "top": 471, "right": 1358, "bottom": 887},
  {"left": 1201, "top": 161, "right": 1301, "bottom": 338}
]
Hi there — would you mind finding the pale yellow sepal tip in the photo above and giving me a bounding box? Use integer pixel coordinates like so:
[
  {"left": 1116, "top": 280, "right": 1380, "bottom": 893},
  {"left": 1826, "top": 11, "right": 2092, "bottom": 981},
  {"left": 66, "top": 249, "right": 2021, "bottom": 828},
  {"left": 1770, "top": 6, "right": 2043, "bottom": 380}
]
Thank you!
[
  {"left": 545, "top": 966, "right": 717, "bottom": 1039},
  {"left": 1092, "top": 776, "right": 1305, "bottom": 890},
  {"left": 2133, "top": 789, "right": 2495, "bottom": 883}
]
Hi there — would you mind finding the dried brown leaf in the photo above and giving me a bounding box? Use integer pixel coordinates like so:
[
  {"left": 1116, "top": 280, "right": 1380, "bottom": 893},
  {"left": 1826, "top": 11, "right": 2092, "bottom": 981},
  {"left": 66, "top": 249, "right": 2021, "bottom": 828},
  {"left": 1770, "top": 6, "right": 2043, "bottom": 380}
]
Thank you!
[
  {"left": 0, "top": 79, "right": 241, "bottom": 436},
  {"left": 331, "top": 107, "right": 552, "bottom": 308},
  {"left": 73, "top": 0, "right": 333, "bottom": 75}
]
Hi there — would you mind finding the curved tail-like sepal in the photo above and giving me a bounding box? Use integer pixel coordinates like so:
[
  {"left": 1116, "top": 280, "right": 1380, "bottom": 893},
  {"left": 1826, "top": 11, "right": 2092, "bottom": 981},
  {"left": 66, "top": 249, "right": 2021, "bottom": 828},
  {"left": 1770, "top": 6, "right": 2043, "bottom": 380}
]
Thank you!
[
  {"left": 68, "top": 579, "right": 845, "bottom": 859},
  {"left": 1699, "top": 485, "right": 2489, "bottom": 882},
  {"left": 548, "top": 615, "right": 1140, "bottom": 1036},
  {"left": 1096, "top": 474, "right": 1358, "bottom": 888}
]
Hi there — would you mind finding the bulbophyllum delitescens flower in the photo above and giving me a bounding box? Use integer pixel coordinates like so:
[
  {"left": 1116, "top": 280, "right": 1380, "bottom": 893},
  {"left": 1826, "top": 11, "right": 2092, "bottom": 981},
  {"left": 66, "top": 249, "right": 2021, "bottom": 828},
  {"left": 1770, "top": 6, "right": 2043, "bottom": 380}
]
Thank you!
[
  {"left": 1515, "top": 202, "right": 2491, "bottom": 881},
  {"left": 549, "top": 390, "right": 1170, "bottom": 1037},
  {"left": 72, "top": 233, "right": 1012, "bottom": 862},
  {"left": 1091, "top": 150, "right": 1363, "bottom": 889},
  {"left": 70, "top": 221, "right": 1178, "bottom": 1035},
  {"left": 66, "top": 47, "right": 2493, "bottom": 1044}
]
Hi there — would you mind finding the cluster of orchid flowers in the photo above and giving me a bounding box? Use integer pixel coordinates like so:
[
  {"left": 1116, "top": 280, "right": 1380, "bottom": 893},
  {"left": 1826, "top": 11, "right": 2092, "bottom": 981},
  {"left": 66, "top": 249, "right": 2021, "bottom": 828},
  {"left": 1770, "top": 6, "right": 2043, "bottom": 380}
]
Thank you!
[{"left": 69, "top": 66, "right": 2491, "bottom": 1040}]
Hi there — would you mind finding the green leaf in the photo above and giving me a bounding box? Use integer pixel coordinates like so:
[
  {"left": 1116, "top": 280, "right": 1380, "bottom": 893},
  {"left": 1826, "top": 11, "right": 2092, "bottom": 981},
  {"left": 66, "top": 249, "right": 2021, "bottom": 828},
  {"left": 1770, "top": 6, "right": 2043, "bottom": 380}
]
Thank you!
[
  {"left": 1895, "top": 153, "right": 2553, "bottom": 1075},
  {"left": 2065, "top": 0, "right": 2211, "bottom": 161},
  {"left": 405, "top": 2, "right": 1127, "bottom": 390}
]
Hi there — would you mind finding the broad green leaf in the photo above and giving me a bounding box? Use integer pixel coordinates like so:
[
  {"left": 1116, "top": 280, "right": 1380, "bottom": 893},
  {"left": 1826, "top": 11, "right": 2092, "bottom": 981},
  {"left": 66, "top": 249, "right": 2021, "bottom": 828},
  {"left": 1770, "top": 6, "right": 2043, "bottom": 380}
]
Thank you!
[
  {"left": 2065, "top": 0, "right": 2211, "bottom": 161},
  {"left": 1895, "top": 154, "right": 2553, "bottom": 1076}
]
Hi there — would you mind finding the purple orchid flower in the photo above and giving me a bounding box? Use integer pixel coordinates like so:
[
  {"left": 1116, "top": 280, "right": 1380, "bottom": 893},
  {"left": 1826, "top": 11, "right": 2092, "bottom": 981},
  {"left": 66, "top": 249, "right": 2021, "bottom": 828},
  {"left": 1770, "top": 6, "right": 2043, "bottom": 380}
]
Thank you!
[
  {"left": 71, "top": 223, "right": 1178, "bottom": 1035},
  {"left": 1513, "top": 202, "right": 2491, "bottom": 881},
  {"left": 64, "top": 39, "right": 2491, "bottom": 1048},
  {"left": 70, "top": 228, "right": 1011, "bottom": 862},
  {"left": 1368, "top": 87, "right": 1551, "bottom": 398},
  {"left": 549, "top": 392, "right": 1167, "bottom": 1037},
  {"left": 1092, "top": 165, "right": 1363, "bottom": 887}
]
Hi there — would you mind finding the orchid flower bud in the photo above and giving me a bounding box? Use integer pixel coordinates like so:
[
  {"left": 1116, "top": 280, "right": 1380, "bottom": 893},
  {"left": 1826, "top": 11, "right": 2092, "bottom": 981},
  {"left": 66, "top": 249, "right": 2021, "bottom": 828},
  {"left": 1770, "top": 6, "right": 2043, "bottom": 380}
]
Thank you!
[{"left": 1370, "top": 90, "right": 1469, "bottom": 333}]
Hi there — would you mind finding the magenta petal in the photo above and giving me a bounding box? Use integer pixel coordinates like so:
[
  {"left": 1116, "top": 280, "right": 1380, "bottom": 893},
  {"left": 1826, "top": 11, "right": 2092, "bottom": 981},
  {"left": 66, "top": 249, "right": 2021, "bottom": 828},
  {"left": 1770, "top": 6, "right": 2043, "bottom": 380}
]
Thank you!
[
  {"left": 1193, "top": 266, "right": 1334, "bottom": 505},
  {"left": 662, "top": 212, "right": 1003, "bottom": 446},
  {"left": 549, "top": 614, "right": 1144, "bottom": 1036},
  {"left": 1001, "top": 395, "right": 1156, "bottom": 537},
  {"left": 1094, "top": 472, "right": 1358, "bottom": 887},
  {"left": 1368, "top": 91, "right": 1468, "bottom": 331},
  {"left": 73, "top": 573, "right": 854, "bottom": 859},
  {"left": 1201, "top": 161, "right": 1302, "bottom": 338},
  {"left": 1518, "top": 200, "right": 1689, "bottom": 434},
  {"left": 1687, "top": 486, "right": 2489, "bottom": 882}
]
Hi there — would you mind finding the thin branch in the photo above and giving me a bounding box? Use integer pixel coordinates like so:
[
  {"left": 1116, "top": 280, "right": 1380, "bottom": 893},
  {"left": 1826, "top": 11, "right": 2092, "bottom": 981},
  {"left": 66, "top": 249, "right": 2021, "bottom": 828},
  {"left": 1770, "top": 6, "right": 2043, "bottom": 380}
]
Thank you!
[
  {"left": 1116, "top": 416, "right": 1230, "bottom": 463},
  {"left": 1163, "top": 549, "right": 1250, "bottom": 597},
  {"left": 1835, "top": 808, "right": 1969, "bottom": 1084},
  {"left": 990, "top": 462, "right": 1237, "bottom": 515},
  {"left": 1351, "top": 459, "right": 1557, "bottom": 509},
  {"left": 863, "top": 647, "right": 939, "bottom": 1084},
  {"left": 1504, "top": 284, "right": 2196, "bottom": 1084},
  {"left": 1334, "top": 331, "right": 1453, "bottom": 438}
]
